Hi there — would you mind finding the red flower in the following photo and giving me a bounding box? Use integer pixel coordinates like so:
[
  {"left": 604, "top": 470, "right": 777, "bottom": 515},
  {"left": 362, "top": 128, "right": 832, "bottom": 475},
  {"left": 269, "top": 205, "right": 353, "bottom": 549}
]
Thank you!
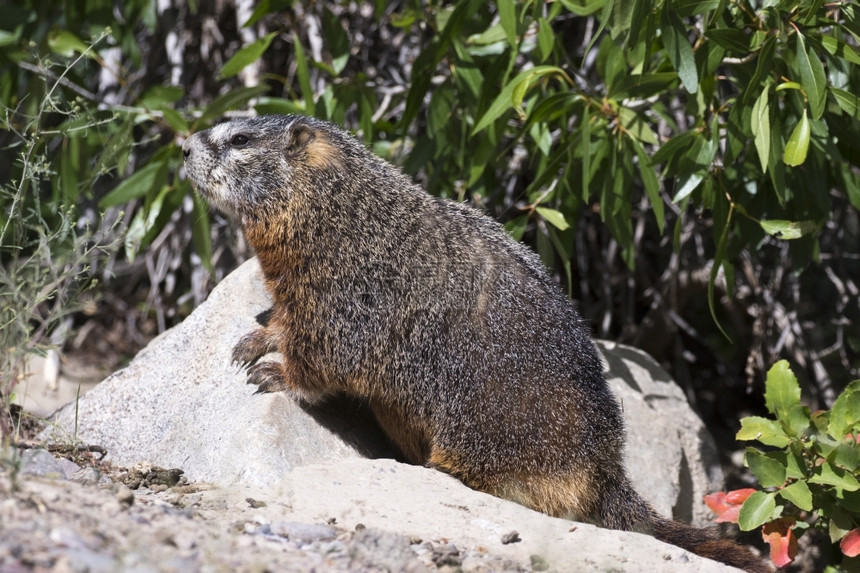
[
  {"left": 841, "top": 528, "right": 860, "bottom": 558},
  {"left": 761, "top": 518, "right": 798, "bottom": 568},
  {"left": 703, "top": 488, "right": 756, "bottom": 524}
]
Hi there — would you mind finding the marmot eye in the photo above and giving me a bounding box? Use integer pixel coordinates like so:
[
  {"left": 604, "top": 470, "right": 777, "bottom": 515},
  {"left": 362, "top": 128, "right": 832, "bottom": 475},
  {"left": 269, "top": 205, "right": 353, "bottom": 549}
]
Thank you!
[{"left": 230, "top": 134, "right": 250, "bottom": 147}]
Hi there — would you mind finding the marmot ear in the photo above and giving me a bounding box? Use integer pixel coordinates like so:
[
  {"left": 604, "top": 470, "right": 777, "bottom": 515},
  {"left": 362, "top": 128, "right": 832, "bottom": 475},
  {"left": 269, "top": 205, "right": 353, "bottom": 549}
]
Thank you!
[
  {"left": 286, "top": 119, "right": 344, "bottom": 172},
  {"left": 285, "top": 121, "right": 316, "bottom": 156}
]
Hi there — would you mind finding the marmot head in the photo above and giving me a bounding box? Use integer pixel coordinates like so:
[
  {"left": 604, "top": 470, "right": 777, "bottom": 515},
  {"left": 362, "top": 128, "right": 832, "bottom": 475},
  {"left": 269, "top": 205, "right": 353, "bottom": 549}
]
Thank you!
[{"left": 182, "top": 115, "right": 346, "bottom": 219}]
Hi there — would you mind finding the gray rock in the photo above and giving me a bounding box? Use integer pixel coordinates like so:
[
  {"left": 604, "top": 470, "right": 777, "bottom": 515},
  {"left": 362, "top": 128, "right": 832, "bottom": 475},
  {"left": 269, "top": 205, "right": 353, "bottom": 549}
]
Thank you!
[
  {"left": 45, "top": 259, "right": 394, "bottom": 488},
  {"left": 45, "top": 257, "right": 722, "bottom": 525},
  {"left": 207, "top": 457, "right": 742, "bottom": 572},
  {"left": 599, "top": 341, "right": 723, "bottom": 526}
]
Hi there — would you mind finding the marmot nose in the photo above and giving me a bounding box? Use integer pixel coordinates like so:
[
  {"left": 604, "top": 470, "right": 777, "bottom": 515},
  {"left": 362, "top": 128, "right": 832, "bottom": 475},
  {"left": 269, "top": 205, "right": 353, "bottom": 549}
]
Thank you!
[{"left": 183, "top": 147, "right": 191, "bottom": 160}]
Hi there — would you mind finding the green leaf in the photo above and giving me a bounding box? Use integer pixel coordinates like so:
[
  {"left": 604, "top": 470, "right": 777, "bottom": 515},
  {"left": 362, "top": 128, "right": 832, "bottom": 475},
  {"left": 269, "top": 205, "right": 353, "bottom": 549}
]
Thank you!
[
  {"left": 618, "top": 106, "right": 658, "bottom": 145},
  {"left": 471, "top": 65, "right": 569, "bottom": 135},
  {"left": 829, "top": 443, "right": 860, "bottom": 471},
  {"left": 672, "top": 172, "right": 704, "bottom": 202},
  {"left": 558, "top": 0, "right": 607, "bottom": 17},
  {"left": 321, "top": 7, "right": 350, "bottom": 75},
  {"left": 292, "top": 34, "right": 314, "bottom": 113},
  {"left": 820, "top": 35, "right": 860, "bottom": 65},
  {"left": 99, "top": 160, "right": 166, "bottom": 207},
  {"left": 759, "top": 219, "right": 819, "bottom": 240},
  {"left": 736, "top": 416, "right": 791, "bottom": 447},
  {"left": 706, "top": 28, "right": 752, "bottom": 53},
  {"left": 253, "top": 97, "right": 304, "bottom": 116},
  {"left": 809, "top": 461, "right": 860, "bottom": 491},
  {"left": 218, "top": 32, "right": 277, "bottom": 79},
  {"left": 197, "top": 85, "right": 271, "bottom": 125},
  {"left": 497, "top": 0, "right": 517, "bottom": 48},
  {"left": 660, "top": 3, "right": 698, "bottom": 94},
  {"left": 505, "top": 215, "right": 528, "bottom": 241},
  {"left": 738, "top": 491, "right": 777, "bottom": 531},
  {"left": 536, "top": 18, "right": 555, "bottom": 62},
  {"left": 779, "top": 83, "right": 806, "bottom": 95},
  {"left": 611, "top": 72, "right": 679, "bottom": 100},
  {"left": 140, "top": 85, "right": 185, "bottom": 108},
  {"left": 829, "top": 380, "right": 860, "bottom": 440},
  {"left": 751, "top": 87, "right": 771, "bottom": 173},
  {"left": 0, "top": 26, "right": 22, "bottom": 47},
  {"left": 191, "top": 191, "right": 213, "bottom": 272},
  {"left": 832, "top": 88, "right": 860, "bottom": 120},
  {"left": 124, "top": 184, "right": 171, "bottom": 261},
  {"left": 47, "top": 30, "right": 90, "bottom": 57},
  {"left": 779, "top": 481, "right": 813, "bottom": 512},
  {"left": 796, "top": 33, "right": 827, "bottom": 120},
  {"left": 746, "top": 449, "right": 787, "bottom": 488},
  {"left": 708, "top": 203, "right": 733, "bottom": 341},
  {"left": 742, "top": 34, "right": 776, "bottom": 103},
  {"left": 764, "top": 360, "right": 801, "bottom": 420},
  {"left": 629, "top": 138, "right": 664, "bottom": 234},
  {"left": 536, "top": 207, "right": 570, "bottom": 231},
  {"left": 783, "top": 109, "right": 810, "bottom": 167},
  {"left": 160, "top": 108, "right": 189, "bottom": 134}
]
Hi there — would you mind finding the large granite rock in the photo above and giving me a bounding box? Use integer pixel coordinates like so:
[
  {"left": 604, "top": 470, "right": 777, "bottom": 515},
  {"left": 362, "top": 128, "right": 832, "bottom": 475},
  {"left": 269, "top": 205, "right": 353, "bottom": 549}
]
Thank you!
[{"left": 46, "top": 258, "right": 722, "bottom": 527}]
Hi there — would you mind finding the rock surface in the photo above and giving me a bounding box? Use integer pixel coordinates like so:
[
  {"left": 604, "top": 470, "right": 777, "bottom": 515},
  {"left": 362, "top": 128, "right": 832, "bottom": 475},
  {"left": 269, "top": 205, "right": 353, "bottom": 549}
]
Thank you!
[{"left": 31, "top": 257, "right": 744, "bottom": 571}]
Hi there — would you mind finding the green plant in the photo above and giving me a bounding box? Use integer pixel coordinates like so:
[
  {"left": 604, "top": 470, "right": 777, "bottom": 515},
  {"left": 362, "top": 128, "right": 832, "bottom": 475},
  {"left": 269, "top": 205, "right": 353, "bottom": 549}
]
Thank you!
[
  {"left": 706, "top": 360, "right": 860, "bottom": 569},
  {"left": 0, "top": 33, "right": 121, "bottom": 437}
]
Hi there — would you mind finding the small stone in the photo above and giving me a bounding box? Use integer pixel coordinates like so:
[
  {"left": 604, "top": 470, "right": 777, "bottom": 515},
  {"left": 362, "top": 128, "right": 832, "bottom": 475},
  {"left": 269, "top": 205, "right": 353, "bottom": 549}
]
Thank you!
[
  {"left": 431, "top": 544, "right": 461, "bottom": 567},
  {"left": 245, "top": 497, "right": 267, "bottom": 508},
  {"left": 500, "top": 531, "right": 520, "bottom": 544}
]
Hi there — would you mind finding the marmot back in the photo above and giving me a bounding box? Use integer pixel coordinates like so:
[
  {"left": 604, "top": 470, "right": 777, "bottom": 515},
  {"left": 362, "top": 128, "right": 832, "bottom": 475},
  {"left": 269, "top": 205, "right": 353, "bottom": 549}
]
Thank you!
[{"left": 183, "top": 115, "right": 766, "bottom": 572}]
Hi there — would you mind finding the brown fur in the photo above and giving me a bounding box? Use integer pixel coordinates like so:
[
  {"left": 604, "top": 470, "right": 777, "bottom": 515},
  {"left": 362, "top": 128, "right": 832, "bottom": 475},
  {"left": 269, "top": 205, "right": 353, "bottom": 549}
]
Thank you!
[{"left": 183, "top": 115, "right": 769, "bottom": 572}]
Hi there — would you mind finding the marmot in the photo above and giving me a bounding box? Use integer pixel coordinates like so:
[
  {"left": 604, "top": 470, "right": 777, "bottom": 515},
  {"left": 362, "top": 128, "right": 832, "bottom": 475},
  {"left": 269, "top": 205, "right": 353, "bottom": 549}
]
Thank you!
[{"left": 183, "top": 115, "right": 765, "bottom": 572}]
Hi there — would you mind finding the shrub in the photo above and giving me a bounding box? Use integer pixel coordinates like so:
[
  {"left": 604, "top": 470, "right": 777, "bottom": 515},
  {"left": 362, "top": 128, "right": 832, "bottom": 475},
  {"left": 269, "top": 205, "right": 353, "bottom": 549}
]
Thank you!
[{"left": 706, "top": 360, "right": 860, "bottom": 569}]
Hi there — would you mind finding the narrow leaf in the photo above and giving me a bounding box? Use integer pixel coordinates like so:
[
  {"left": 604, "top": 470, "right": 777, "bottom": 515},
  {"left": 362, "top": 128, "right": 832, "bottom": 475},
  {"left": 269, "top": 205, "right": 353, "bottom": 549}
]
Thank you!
[
  {"left": 497, "top": 0, "right": 517, "bottom": 49},
  {"left": 796, "top": 33, "right": 827, "bottom": 120},
  {"left": 820, "top": 35, "right": 860, "bottom": 64},
  {"left": 293, "top": 34, "right": 314, "bottom": 112},
  {"left": 191, "top": 191, "right": 213, "bottom": 272},
  {"left": 472, "top": 65, "right": 569, "bottom": 135},
  {"left": 783, "top": 109, "right": 810, "bottom": 167},
  {"left": 218, "top": 32, "right": 277, "bottom": 79},
  {"left": 708, "top": 203, "right": 733, "bottom": 341},
  {"left": 99, "top": 161, "right": 165, "bottom": 207},
  {"left": 759, "top": 219, "right": 818, "bottom": 240},
  {"left": 48, "top": 30, "right": 90, "bottom": 57},
  {"left": 832, "top": 88, "right": 860, "bottom": 120},
  {"left": 672, "top": 172, "right": 705, "bottom": 203},
  {"left": 197, "top": 85, "right": 271, "bottom": 125},
  {"left": 660, "top": 4, "right": 698, "bottom": 94},
  {"left": 629, "top": 138, "right": 664, "bottom": 234},
  {"left": 536, "top": 207, "right": 570, "bottom": 231},
  {"left": 751, "top": 87, "right": 771, "bottom": 173}
]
